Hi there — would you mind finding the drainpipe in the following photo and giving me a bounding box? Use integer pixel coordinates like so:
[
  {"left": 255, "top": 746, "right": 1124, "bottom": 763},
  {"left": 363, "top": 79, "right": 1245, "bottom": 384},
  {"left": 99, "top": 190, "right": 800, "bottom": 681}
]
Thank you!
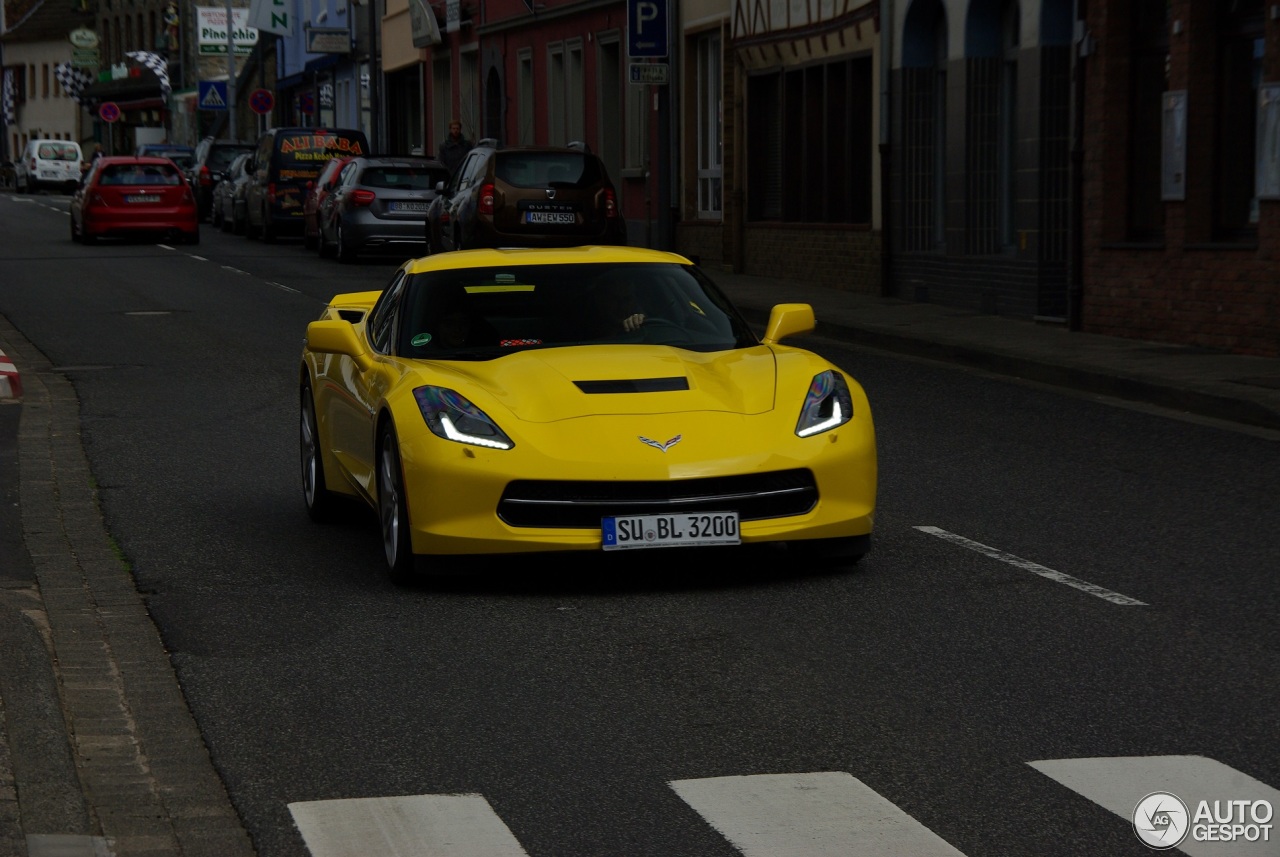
[
  {"left": 879, "top": 0, "right": 893, "bottom": 296},
  {"left": 1067, "top": 0, "right": 1085, "bottom": 331}
]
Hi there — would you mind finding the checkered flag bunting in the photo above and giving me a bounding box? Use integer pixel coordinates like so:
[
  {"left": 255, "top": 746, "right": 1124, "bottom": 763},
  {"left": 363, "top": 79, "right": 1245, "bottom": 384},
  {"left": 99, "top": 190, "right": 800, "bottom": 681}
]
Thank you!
[
  {"left": 3, "top": 67, "right": 18, "bottom": 126},
  {"left": 54, "top": 63, "right": 95, "bottom": 106},
  {"left": 125, "top": 51, "right": 171, "bottom": 99}
]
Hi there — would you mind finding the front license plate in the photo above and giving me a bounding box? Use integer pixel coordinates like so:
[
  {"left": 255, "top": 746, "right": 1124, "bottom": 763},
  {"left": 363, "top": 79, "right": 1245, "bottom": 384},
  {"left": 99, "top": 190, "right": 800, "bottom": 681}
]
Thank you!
[
  {"left": 126, "top": 194, "right": 160, "bottom": 203},
  {"left": 525, "top": 211, "right": 575, "bottom": 225},
  {"left": 601, "top": 512, "right": 740, "bottom": 551},
  {"left": 390, "top": 201, "right": 428, "bottom": 212}
]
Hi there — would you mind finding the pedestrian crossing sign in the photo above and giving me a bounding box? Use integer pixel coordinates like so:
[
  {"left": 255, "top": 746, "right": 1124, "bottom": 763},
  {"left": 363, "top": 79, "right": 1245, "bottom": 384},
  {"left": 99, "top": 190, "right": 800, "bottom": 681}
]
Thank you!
[{"left": 197, "top": 80, "right": 228, "bottom": 111}]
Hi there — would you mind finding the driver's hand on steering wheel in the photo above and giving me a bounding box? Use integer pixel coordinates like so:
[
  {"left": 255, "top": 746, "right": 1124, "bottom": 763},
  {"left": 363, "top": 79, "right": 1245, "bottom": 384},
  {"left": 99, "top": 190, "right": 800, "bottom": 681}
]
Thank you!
[{"left": 622, "top": 312, "right": 646, "bottom": 332}]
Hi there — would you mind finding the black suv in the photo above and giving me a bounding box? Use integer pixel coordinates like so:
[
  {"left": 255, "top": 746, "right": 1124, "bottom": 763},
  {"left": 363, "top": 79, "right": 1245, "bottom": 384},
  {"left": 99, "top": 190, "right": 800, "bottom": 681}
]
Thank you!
[
  {"left": 424, "top": 141, "right": 626, "bottom": 252},
  {"left": 188, "top": 137, "right": 255, "bottom": 221}
]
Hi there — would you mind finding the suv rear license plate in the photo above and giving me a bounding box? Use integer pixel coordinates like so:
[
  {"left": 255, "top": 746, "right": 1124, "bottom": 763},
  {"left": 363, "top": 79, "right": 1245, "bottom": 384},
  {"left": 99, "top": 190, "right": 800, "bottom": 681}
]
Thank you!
[
  {"left": 390, "top": 201, "right": 428, "bottom": 212},
  {"left": 601, "top": 512, "right": 740, "bottom": 551},
  {"left": 126, "top": 194, "right": 160, "bottom": 203},
  {"left": 525, "top": 211, "right": 575, "bottom": 225}
]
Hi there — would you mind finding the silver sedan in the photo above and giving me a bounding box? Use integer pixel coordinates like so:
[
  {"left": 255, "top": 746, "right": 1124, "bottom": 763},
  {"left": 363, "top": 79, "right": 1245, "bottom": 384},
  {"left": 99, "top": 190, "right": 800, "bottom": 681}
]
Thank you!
[{"left": 317, "top": 156, "right": 451, "bottom": 262}]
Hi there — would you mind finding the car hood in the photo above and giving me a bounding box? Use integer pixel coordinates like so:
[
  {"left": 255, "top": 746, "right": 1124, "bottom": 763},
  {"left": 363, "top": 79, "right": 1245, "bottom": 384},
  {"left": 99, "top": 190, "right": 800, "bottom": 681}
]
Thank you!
[{"left": 416, "top": 345, "right": 779, "bottom": 423}]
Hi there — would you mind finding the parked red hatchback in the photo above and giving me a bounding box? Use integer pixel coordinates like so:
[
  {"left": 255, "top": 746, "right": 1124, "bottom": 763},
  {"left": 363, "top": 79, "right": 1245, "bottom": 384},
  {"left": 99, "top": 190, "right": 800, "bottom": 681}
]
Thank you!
[{"left": 70, "top": 156, "right": 199, "bottom": 245}]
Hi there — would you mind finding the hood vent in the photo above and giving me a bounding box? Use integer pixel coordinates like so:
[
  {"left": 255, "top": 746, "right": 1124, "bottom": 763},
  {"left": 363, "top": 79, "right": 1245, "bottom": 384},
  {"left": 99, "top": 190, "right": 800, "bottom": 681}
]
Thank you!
[{"left": 574, "top": 377, "right": 690, "bottom": 394}]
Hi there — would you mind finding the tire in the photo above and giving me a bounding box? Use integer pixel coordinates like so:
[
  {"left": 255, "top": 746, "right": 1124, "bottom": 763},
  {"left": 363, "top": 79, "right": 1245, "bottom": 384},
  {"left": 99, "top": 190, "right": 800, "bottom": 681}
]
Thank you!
[
  {"left": 317, "top": 223, "right": 332, "bottom": 258},
  {"left": 186, "top": 227, "right": 200, "bottom": 246},
  {"left": 301, "top": 383, "right": 342, "bottom": 522},
  {"left": 261, "top": 209, "right": 276, "bottom": 243},
  {"left": 211, "top": 201, "right": 223, "bottom": 230},
  {"left": 377, "top": 423, "right": 417, "bottom": 585},
  {"left": 336, "top": 222, "right": 356, "bottom": 262},
  {"left": 69, "top": 214, "right": 79, "bottom": 243}
]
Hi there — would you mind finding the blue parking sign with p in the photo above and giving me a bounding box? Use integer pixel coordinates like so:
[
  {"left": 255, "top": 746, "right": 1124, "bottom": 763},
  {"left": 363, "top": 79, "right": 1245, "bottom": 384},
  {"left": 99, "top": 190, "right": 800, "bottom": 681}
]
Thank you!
[{"left": 627, "top": 0, "right": 668, "bottom": 57}]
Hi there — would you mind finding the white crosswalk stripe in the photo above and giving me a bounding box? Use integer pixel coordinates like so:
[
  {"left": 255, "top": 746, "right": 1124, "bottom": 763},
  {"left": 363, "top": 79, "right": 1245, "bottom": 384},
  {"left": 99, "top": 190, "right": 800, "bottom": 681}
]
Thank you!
[
  {"left": 669, "top": 772, "right": 968, "bottom": 857},
  {"left": 288, "top": 758, "right": 1278, "bottom": 856},
  {"left": 288, "top": 793, "right": 530, "bottom": 857},
  {"left": 1031, "top": 755, "right": 1280, "bottom": 856}
]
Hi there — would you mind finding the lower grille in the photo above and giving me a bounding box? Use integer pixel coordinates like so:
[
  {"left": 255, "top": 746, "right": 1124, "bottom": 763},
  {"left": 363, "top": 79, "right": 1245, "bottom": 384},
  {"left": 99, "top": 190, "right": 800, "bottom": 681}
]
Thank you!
[{"left": 498, "top": 469, "right": 818, "bottom": 528}]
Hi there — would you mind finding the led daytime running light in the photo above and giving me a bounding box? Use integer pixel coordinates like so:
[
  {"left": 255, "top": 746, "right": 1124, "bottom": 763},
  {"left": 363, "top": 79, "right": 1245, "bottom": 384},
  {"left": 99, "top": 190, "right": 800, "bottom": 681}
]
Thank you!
[{"left": 438, "top": 413, "right": 511, "bottom": 449}]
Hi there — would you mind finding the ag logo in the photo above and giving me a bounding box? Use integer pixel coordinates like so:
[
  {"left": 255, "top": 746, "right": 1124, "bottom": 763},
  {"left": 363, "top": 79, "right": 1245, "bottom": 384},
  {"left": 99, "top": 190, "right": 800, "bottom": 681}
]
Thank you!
[{"left": 1134, "top": 791, "right": 1190, "bottom": 849}]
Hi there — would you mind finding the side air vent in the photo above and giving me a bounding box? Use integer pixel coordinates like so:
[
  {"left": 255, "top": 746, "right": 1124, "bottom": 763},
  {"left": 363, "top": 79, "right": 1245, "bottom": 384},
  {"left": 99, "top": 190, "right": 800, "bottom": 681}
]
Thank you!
[
  {"left": 574, "top": 377, "right": 690, "bottom": 394},
  {"left": 337, "top": 309, "right": 366, "bottom": 324}
]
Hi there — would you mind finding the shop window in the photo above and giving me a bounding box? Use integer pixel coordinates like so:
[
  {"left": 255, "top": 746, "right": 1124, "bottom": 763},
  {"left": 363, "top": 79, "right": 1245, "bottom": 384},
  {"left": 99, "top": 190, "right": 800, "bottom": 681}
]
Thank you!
[
  {"left": 747, "top": 57, "right": 872, "bottom": 224},
  {"left": 695, "top": 29, "right": 722, "bottom": 219},
  {"left": 1214, "top": 0, "right": 1264, "bottom": 239},
  {"left": 1129, "top": 0, "right": 1168, "bottom": 240}
]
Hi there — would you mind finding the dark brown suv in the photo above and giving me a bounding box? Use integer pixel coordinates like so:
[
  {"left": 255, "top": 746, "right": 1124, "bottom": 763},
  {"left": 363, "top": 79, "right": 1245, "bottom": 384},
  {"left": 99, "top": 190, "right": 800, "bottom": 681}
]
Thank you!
[{"left": 424, "top": 141, "right": 626, "bottom": 252}]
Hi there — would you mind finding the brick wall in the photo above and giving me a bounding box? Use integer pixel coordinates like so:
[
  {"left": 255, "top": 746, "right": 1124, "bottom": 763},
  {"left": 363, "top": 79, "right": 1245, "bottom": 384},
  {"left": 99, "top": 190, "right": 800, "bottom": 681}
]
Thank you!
[{"left": 742, "top": 225, "right": 882, "bottom": 293}]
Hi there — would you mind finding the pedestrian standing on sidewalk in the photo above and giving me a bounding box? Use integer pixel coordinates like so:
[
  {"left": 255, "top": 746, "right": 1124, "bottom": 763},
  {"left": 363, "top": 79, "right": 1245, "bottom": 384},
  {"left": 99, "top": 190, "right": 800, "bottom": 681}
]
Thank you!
[{"left": 437, "top": 119, "right": 472, "bottom": 178}]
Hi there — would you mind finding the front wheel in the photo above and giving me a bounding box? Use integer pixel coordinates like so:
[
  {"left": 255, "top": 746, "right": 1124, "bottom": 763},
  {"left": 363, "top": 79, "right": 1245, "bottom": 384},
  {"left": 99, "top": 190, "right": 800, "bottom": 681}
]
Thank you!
[
  {"left": 301, "top": 384, "right": 342, "bottom": 522},
  {"left": 377, "top": 424, "right": 417, "bottom": 585}
]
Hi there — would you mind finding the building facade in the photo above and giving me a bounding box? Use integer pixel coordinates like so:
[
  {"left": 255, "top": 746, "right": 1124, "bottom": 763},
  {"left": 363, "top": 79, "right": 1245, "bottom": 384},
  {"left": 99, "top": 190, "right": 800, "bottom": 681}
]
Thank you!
[
  {"left": 1, "top": 0, "right": 94, "bottom": 159},
  {"left": 1080, "top": 0, "right": 1280, "bottom": 357},
  {"left": 678, "top": 0, "right": 883, "bottom": 294}
]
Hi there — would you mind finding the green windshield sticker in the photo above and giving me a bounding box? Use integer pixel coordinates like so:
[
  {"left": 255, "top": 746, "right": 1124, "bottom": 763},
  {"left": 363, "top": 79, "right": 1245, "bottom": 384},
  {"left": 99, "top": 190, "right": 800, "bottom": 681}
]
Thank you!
[
  {"left": 412, "top": 332, "right": 432, "bottom": 346},
  {"left": 464, "top": 284, "right": 536, "bottom": 293}
]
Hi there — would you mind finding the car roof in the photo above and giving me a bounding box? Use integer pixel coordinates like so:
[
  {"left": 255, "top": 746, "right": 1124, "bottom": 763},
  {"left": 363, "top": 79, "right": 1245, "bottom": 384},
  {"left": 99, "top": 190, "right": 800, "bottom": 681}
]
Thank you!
[
  {"left": 402, "top": 245, "right": 691, "bottom": 276},
  {"left": 353, "top": 156, "right": 447, "bottom": 167},
  {"left": 97, "top": 156, "right": 184, "bottom": 165}
]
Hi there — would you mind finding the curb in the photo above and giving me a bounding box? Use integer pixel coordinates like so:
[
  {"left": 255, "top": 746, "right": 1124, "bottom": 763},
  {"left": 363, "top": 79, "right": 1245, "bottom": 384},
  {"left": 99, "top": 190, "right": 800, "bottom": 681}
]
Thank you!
[{"left": 0, "top": 350, "right": 19, "bottom": 401}]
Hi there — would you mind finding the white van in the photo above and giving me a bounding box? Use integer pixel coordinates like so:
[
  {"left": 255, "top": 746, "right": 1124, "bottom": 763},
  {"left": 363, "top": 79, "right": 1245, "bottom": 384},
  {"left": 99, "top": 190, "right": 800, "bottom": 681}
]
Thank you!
[{"left": 16, "top": 139, "right": 84, "bottom": 193}]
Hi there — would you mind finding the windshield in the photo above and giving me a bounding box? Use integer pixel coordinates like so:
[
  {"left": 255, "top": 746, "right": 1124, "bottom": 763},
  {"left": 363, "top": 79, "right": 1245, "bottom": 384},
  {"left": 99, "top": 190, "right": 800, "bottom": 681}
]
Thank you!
[
  {"left": 398, "top": 262, "right": 756, "bottom": 361},
  {"left": 37, "top": 142, "right": 80, "bottom": 161},
  {"left": 209, "top": 146, "right": 253, "bottom": 170},
  {"left": 99, "top": 163, "right": 184, "bottom": 186},
  {"left": 361, "top": 165, "right": 450, "bottom": 190},
  {"left": 494, "top": 152, "right": 603, "bottom": 188}
]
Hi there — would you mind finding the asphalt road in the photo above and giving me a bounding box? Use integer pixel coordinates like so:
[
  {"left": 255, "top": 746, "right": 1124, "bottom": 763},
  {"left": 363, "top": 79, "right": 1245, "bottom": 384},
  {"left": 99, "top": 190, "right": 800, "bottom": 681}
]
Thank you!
[{"left": 2, "top": 192, "right": 1278, "bottom": 857}]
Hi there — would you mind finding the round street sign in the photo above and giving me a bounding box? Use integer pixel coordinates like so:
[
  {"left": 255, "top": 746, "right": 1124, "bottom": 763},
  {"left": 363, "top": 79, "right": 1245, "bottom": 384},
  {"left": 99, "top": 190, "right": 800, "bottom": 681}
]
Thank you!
[
  {"left": 99, "top": 102, "right": 121, "bottom": 123},
  {"left": 248, "top": 88, "right": 275, "bottom": 115}
]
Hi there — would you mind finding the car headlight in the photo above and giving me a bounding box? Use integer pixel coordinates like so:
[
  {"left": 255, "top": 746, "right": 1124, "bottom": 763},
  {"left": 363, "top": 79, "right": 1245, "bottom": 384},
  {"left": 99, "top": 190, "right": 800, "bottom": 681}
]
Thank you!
[
  {"left": 795, "top": 370, "right": 853, "bottom": 437},
  {"left": 413, "top": 386, "right": 514, "bottom": 450}
]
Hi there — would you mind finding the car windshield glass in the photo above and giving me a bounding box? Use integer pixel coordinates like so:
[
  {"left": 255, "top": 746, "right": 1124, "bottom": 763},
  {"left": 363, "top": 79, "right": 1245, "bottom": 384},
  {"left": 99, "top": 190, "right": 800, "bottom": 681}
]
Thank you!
[
  {"left": 362, "top": 166, "right": 450, "bottom": 190},
  {"left": 399, "top": 262, "right": 755, "bottom": 360},
  {"left": 275, "top": 132, "right": 367, "bottom": 181},
  {"left": 100, "top": 164, "right": 183, "bottom": 185},
  {"left": 37, "top": 143, "right": 80, "bottom": 161},
  {"left": 209, "top": 146, "right": 253, "bottom": 169},
  {"left": 495, "top": 153, "right": 602, "bottom": 188}
]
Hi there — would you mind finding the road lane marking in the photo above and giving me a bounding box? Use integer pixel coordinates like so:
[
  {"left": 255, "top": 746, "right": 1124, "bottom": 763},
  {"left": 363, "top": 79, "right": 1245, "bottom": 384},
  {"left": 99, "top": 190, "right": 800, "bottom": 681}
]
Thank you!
[
  {"left": 221, "top": 265, "right": 249, "bottom": 274},
  {"left": 187, "top": 254, "right": 208, "bottom": 261},
  {"left": 914, "top": 526, "right": 1146, "bottom": 606},
  {"left": 288, "top": 794, "right": 530, "bottom": 857},
  {"left": 268, "top": 281, "right": 301, "bottom": 293},
  {"left": 1031, "top": 756, "right": 1280, "bottom": 856},
  {"left": 669, "top": 772, "right": 968, "bottom": 856}
]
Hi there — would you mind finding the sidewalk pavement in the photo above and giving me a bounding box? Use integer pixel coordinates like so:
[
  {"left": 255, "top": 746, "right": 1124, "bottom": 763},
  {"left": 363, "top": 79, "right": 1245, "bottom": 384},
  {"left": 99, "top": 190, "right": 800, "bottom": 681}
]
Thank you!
[
  {"left": 708, "top": 269, "right": 1280, "bottom": 434},
  {"left": 1, "top": 270, "right": 1278, "bottom": 856}
]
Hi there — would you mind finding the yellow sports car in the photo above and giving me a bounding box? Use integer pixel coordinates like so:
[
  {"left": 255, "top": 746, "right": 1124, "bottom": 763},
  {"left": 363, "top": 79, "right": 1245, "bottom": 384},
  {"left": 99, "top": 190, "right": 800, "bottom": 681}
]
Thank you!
[{"left": 300, "top": 245, "right": 876, "bottom": 583}]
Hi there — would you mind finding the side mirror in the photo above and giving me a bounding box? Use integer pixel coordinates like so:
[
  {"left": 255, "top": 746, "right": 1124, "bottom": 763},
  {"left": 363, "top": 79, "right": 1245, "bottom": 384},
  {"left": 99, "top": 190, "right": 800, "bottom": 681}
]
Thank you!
[
  {"left": 761, "top": 303, "right": 816, "bottom": 345},
  {"left": 306, "top": 320, "right": 373, "bottom": 372},
  {"left": 434, "top": 180, "right": 446, "bottom": 194}
]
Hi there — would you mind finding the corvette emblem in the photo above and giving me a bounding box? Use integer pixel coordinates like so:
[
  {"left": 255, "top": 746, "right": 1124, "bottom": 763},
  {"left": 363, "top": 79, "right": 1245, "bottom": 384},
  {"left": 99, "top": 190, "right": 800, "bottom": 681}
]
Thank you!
[{"left": 639, "top": 434, "right": 682, "bottom": 452}]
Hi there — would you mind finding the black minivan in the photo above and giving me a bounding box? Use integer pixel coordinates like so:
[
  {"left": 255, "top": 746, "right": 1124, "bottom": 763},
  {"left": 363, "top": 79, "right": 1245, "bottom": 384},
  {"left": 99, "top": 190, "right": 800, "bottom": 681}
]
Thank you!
[{"left": 243, "top": 126, "right": 369, "bottom": 241}]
